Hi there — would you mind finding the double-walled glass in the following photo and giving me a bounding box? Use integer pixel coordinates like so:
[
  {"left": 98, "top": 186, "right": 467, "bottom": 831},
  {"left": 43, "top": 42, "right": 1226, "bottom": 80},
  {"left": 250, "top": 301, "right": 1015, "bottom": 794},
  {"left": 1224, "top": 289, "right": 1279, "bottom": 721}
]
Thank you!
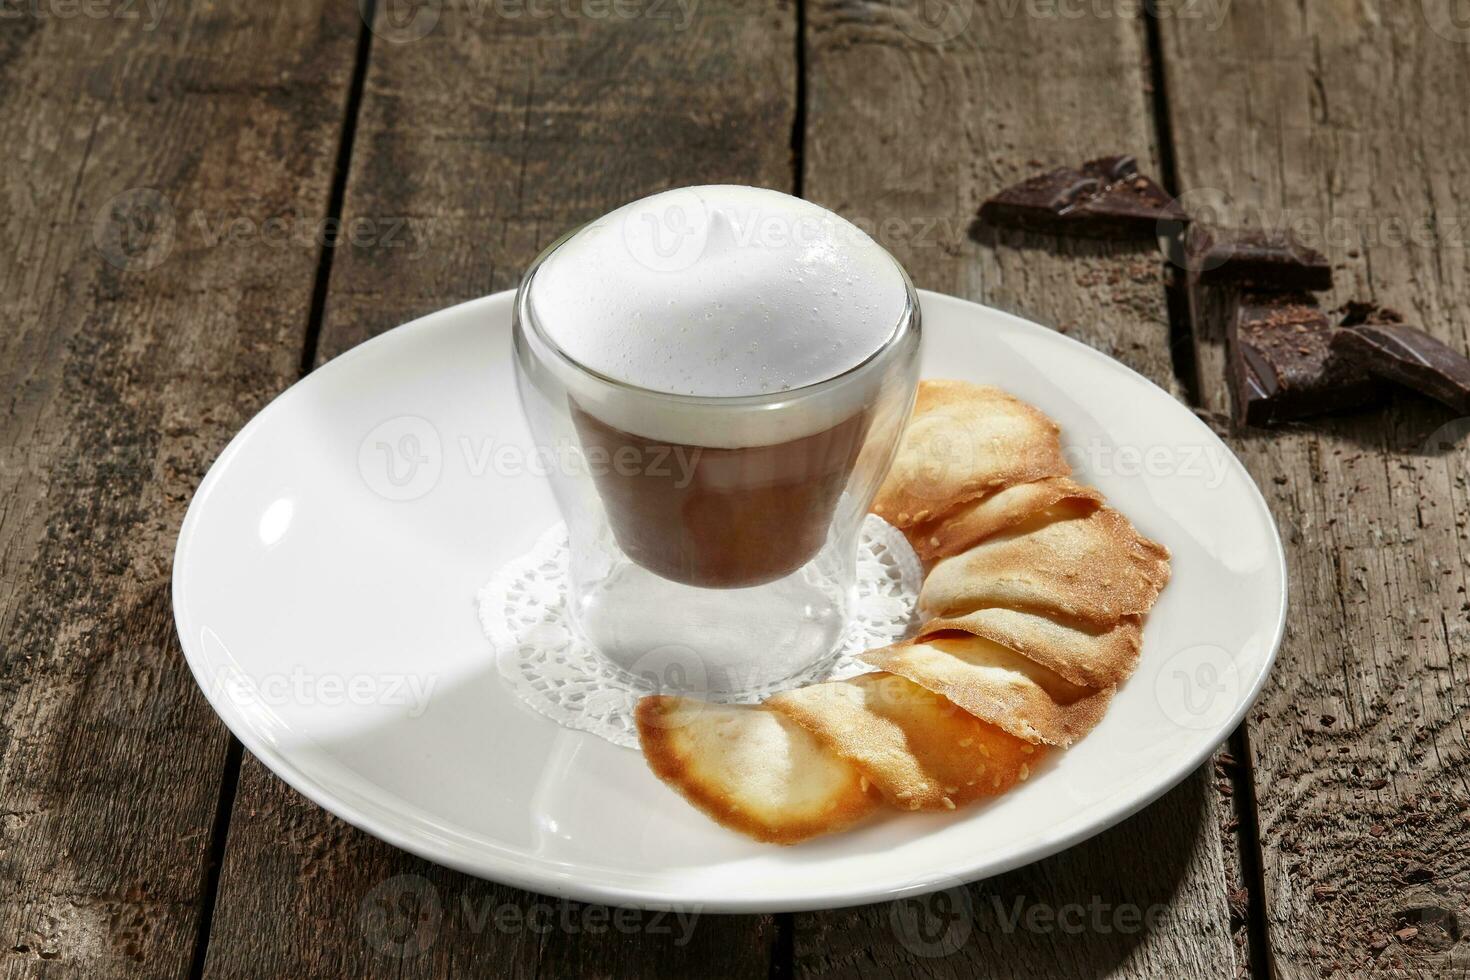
[{"left": 512, "top": 235, "right": 921, "bottom": 695}]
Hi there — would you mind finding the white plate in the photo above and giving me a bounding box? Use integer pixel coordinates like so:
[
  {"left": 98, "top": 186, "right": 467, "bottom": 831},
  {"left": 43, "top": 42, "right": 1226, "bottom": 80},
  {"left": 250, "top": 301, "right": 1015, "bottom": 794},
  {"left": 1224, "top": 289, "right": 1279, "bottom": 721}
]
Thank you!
[{"left": 173, "top": 290, "right": 1286, "bottom": 912}]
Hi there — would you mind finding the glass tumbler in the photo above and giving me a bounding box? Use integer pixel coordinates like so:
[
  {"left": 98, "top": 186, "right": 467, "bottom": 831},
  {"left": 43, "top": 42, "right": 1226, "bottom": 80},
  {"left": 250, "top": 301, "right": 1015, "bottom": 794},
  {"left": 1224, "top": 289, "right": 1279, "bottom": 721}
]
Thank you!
[{"left": 512, "top": 235, "right": 921, "bottom": 696}]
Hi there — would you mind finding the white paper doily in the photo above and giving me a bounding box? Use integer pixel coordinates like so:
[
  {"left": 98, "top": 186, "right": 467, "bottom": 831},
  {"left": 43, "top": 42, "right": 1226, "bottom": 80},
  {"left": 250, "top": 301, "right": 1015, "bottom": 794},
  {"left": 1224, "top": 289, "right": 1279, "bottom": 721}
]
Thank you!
[{"left": 478, "top": 514, "right": 923, "bottom": 748}]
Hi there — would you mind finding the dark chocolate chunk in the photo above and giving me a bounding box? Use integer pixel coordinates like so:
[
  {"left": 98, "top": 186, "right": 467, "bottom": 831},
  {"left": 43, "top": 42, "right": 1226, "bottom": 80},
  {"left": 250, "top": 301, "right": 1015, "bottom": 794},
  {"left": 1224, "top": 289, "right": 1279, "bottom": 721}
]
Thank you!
[
  {"left": 977, "top": 155, "right": 1185, "bottom": 240},
  {"left": 1084, "top": 154, "right": 1140, "bottom": 182},
  {"left": 979, "top": 168, "right": 1100, "bottom": 231},
  {"left": 1228, "top": 295, "right": 1384, "bottom": 426},
  {"left": 1337, "top": 300, "right": 1404, "bottom": 327},
  {"left": 1185, "top": 225, "right": 1332, "bottom": 291},
  {"left": 1069, "top": 156, "right": 1187, "bottom": 235},
  {"left": 1331, "top": 322, "right": 1470, "bottom": 413}
]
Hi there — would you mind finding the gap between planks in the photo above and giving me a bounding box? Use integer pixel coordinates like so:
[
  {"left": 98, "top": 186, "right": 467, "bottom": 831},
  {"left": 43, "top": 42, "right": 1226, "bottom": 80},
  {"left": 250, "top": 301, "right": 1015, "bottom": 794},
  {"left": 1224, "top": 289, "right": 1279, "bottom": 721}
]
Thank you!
[
  {"left": 767, "top": 2, "right": 810, "bottom": 972},
  {"left": 1142, "top": 7, "right": 1271, "bottom": 978},
  {"left": 186, "top": 2, "right": 381, "bottom": 976}
]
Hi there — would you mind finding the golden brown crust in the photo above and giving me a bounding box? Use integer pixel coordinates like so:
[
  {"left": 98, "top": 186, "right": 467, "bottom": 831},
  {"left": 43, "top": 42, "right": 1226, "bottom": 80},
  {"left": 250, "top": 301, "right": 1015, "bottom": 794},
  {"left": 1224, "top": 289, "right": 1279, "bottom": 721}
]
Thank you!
[
  {"left": 861, "top": 635, "right": 1114, "bottom": 747},
  {"left": 768, "top": 672, "right": 1041, "bottom": 811},
  {"left": 633, "top": 381, "right": 1174, "bottom": 844},
  {"left": 917, "top": 609, "right": 1143, "bottom": 689},
  {"left": 635, "top": 696, "right": 878, "bottom": 845},
  {"left": 907, "top": 477, "right": 1105, "bottom": 561},
  {"left": 919, "top": 506, "right": 1172, "bottom": 626},
  {"left": 873, "top": 381, "right": 1071, "bottom": 528}
]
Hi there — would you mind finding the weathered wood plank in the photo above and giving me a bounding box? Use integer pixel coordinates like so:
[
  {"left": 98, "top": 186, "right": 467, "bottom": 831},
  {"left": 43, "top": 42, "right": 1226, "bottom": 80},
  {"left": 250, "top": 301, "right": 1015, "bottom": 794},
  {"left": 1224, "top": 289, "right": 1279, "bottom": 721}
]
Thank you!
[
  {"left": 1161, "top": 2, "right": 1470, "bottom": 975},
  {"left": 0, "top": 2, "right": 359, "bottom": 976},
  {"left": 315, "top": 0, "right": 798, "bottom": 361},
  {"left": 201, "top": 2, "right": 796, "bottom": 975},
  {"left": 796, "top": 2, "right": 1243, "bottom": 976},
  {"left": 804, "top": 2, "right": 1185, "bottom": 394}
]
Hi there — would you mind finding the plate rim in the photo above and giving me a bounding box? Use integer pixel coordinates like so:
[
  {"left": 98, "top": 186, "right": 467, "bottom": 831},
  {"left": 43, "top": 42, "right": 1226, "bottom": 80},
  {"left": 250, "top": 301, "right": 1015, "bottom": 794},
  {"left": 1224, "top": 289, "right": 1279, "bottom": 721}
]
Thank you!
[{"left": 172, "top": 288, "right": 1288, "bottom": 912}]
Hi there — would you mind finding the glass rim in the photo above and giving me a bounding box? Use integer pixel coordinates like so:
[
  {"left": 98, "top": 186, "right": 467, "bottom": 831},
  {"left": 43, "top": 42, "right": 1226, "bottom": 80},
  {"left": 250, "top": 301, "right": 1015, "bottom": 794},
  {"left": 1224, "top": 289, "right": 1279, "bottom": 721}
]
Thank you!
[{"left": 515, "top": 226, "right": 920, "bottom": 409}]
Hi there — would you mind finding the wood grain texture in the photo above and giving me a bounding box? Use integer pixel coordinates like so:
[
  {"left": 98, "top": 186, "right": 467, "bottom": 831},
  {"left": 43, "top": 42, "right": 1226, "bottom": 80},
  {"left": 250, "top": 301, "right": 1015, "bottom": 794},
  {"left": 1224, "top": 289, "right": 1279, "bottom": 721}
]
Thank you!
[
  {"left": 794, "top": 776, "right": 1232, "bottom": 979},
  {"left": 1161, "top": 1, "right": 1470, "bottom": 975},
  {"left": 315, "top": 0, "right": 797, "bottom": 361},
  {"left": 796, "top": 1, "right": 1242, "bottom": 976},
  {"left": 0, "top": 1, "right": 358, "bottom": 976},
  {"left": 200, "top": 2, "right": 796, "bottom": 976},
  {"left": 804, "top": 0, "right": 1185, "bottom": 392}
]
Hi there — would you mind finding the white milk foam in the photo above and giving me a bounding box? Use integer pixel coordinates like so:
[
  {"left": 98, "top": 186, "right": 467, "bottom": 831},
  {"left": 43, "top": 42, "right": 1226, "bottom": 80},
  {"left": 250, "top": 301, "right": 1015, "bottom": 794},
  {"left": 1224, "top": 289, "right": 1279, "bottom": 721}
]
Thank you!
[
  {"left": 531, "top": 186, "right": 907, "bottom": 396},
  {"left": 525, "top": 186, "right": 911, "bottom": 448}
]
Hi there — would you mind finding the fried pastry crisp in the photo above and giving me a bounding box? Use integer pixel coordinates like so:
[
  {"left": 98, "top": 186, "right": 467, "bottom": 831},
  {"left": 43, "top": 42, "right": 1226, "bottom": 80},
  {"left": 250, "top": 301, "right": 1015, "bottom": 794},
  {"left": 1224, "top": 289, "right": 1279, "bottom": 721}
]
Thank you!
[
  {"left": 635, "top": 696, "right": 878, "bottom": 844},
  {"left": 861, "top": 634, "right": 1112, "bottom": 747},
  {"left": 873, "top": 381, "right": 1071, "bottom": 528},
  {"left": 635, "top": 380, "right": 1174, "bottom": 844},
  {"left": 920, "top": 506, "right": 1170, "bottom": 626},
  {"left": 907, "top": 477, "right": 1104, "bottom": 561},
  {"left": 918, "top": 608, "right": 1142, "bottom": 689},
  {"left": 768, "top": 672, "right": 1039, "bottom": 811}
]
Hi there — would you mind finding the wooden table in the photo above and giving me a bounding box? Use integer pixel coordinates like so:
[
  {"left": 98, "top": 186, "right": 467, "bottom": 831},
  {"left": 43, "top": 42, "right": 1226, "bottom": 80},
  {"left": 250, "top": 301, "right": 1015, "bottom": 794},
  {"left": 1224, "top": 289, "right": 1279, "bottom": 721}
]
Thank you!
[{"left": 4, "top": 1, "right": 1468, "bottom": 976}]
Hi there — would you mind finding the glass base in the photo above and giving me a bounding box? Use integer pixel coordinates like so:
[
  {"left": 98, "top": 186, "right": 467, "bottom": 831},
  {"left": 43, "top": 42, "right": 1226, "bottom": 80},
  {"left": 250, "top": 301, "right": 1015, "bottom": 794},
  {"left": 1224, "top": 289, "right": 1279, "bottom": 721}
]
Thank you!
[{"left": 572, "top": 558, "right": 851, "bottom": 697}]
